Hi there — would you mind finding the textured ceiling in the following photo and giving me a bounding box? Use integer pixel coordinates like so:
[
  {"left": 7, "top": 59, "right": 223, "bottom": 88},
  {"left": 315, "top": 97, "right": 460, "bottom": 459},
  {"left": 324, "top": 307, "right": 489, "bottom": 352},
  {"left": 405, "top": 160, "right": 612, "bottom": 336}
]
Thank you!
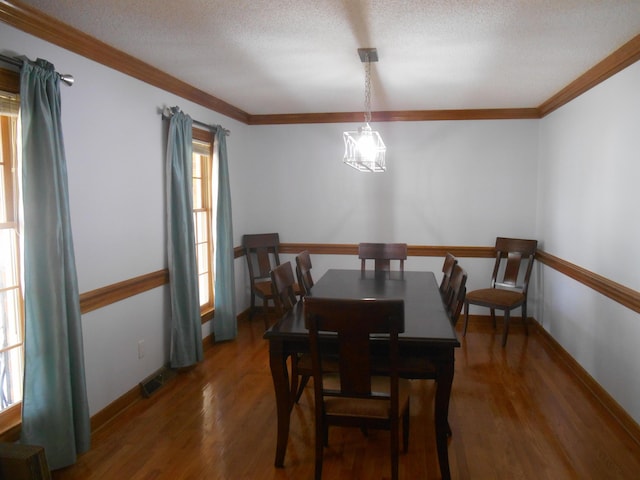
[{"left": 16, "top": 0, "right": 640, "bottom": 116}]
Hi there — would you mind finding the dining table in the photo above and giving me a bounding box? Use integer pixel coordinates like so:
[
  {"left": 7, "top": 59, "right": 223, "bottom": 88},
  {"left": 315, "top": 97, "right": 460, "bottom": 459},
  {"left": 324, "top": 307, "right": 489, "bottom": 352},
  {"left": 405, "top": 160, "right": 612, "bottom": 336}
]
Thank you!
[{"left": 263, "top": 268, "right": 460, "bottom": 480}]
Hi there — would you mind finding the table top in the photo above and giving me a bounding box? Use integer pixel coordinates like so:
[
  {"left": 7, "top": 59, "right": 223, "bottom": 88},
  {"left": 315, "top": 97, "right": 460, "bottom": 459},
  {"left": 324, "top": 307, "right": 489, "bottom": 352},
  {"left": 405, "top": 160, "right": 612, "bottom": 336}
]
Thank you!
[{"left": 264, "top": 269, "right": 460, "bottom": 347}]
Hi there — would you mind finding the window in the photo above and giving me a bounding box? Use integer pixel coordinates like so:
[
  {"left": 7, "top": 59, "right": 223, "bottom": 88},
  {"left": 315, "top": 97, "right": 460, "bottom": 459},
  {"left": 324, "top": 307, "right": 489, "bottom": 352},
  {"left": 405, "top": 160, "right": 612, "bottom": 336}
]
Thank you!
[
  {"left": 0, "top": 74, "right": 23, "bottom": 428},
  {"left": 192, "top": 128, "right": 216, "bottom": 321}
]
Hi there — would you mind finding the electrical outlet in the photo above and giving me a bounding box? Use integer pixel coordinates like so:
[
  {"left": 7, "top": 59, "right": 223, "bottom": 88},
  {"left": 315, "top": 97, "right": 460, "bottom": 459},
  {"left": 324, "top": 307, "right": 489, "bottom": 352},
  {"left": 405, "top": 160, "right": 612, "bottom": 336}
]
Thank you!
[{"left": 138, "top": 340, "right": 144, "bottom": 359}]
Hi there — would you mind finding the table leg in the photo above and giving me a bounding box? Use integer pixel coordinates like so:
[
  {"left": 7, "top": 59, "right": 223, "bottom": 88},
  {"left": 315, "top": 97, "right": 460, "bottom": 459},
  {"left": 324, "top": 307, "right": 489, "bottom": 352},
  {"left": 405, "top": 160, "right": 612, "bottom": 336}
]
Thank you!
[
  {"left": 434, "top": 350, "right": 455, "bottom": 480},
  {"left": 269, "top": 339, "right": 291, "bottom": 467}
]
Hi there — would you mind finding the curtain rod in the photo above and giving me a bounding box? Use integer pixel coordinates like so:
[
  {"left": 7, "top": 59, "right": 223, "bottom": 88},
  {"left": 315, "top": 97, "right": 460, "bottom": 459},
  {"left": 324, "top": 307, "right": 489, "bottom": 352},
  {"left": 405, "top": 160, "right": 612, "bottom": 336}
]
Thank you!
[
  {"left": 0, "top": 53, "right": 75, "bottom": 86},
  {"left": 161, "top": 106, "right": 230, "bottom": 136}
]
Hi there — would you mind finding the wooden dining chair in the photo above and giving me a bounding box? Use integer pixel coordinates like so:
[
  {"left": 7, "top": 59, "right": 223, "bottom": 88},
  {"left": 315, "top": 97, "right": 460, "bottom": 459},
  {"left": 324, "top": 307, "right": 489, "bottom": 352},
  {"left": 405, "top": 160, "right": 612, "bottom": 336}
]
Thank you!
[
  {"left": 463, "top": 237, "right": 538, "bottom": 346},
  {"left": 270, "top": 261, "right": 298, "bottom": 317},
  {"left": 295, "top": 250, "right": 314, "bottom": 296},
  {"left": 292, "top": 251, "right": 315, "bottom": 402},
  {"left": 439, "top": 253, "right": 458, "bottom": 305},
  {"left": 444, "top": 263, "right": 467, "bottom": 326},
  {"left": 358, "top": 242, "right": 407, "bottom": 272},
  {"left": 305, "top": 297, "right": 410, "bottom": 480},
  {"left": 243, "top": 233, "right": 302, "bottom": 326},
  {"left": 242, "top": 233, "right": 281, "bottom": 326},
  {"left": 270, "top": 261, "right": 309, "bottom": 401}
]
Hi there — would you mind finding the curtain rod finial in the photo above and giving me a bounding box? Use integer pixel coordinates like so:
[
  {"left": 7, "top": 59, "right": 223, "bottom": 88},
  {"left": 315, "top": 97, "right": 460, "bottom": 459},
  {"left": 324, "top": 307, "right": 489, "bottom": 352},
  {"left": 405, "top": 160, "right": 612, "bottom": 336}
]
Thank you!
[{"left": 59, "top": 74, "right": 74, "bottom": 86}]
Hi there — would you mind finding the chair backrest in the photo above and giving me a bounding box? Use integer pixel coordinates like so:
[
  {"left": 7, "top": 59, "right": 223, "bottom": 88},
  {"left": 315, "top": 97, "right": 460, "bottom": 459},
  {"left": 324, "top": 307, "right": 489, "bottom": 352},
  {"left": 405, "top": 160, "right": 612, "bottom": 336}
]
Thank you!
[
  {"left": 439, "top": 253, "right": 458, "bottom": 301},
  {"left": 242, "top": 233, "right": 281, "bottom": 283},
  {"left": 270, "top": 261, "right": 298, "bottom": 316},
  {"left": 305, "top": 297, "right": 405, "bottom": 399},
  {"left": 358, "top": 243, "right": 407, "bottom": 273},
  {"left": 445, "top": 264, "right": 467, "bottom": 325},
  {"left": 295, "top": 250, "right": 314, "bottom": 296},
  {"left": 491, "top": 237, "right": 538, "bottom": 295}
]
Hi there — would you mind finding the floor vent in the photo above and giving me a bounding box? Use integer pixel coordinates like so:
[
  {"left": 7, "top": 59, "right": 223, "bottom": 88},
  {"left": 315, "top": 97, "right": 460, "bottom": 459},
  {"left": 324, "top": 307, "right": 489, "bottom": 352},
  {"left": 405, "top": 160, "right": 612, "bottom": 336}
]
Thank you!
[{"left": 139, "top": 367, "right": 176, "bottom": 398}]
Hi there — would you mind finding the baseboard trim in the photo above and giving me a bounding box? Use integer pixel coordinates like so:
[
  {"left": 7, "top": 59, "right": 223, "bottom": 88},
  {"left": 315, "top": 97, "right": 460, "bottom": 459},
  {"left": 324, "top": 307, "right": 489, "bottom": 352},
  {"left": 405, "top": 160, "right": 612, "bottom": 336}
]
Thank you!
[
  {"left": 91, "top": 331, "right": 214, "bottom": 434},
  {"left": 90, "top": 384, "right": 141, "bottom": 433},
  {"left": 85, "top": 315, "right": 637, "bottom": 452},
  {"left": 533, "top": 321, "right": 640, "bottom": 448},
  {"left": 464, "top": 314, "right": 640, "bottom": 448}
]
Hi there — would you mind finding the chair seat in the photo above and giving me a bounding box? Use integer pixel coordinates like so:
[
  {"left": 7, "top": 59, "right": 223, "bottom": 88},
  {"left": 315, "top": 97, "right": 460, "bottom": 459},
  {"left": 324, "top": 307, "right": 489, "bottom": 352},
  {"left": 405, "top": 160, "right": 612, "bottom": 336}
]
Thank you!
[
  {"left": 466, "top": 288, "right": 525, "bottom": 309},
  {"left": 254, "top": 280, "right": 273, "bottom": 297},
  {"left": 323, "top": 374, "right": 411, "bottom": 419},
  {"left": 296, "top": 353, "right": 339, "bottom": 374},
  {"left": 257, "top": 279, "right": 302, "bottom": 298}
]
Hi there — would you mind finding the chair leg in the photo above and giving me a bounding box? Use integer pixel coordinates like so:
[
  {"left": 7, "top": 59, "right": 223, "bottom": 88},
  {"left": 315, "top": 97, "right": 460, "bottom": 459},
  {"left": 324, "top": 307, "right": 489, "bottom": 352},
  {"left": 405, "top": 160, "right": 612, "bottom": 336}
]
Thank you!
[
  {"left": 290, "top": 356, "right": 299, "bottom": 406},
  {"left": 463, "top": 301, "right": 470, "bottom": 337},
  {"left": 315, "top": 435, "right": 324, "bottom": 480},
  {"left": 262, "top": 299, "right": 270, "bottom": 330},
  {"left": 315, "top": 417, "right": 325, "bottom": 480},
  {"left": 490, "top": 308, "right": 496, "bottom": 328},
  {"left": 391, "top": 417, "right": 399, "bottom": 480},
  {"left": 502, "top": 310, "right": 510, "bottom": 347},
  {"left": 402, "top": 402, "right": 410, "bottom": 452},
  {"left": 248, "top": 291, "right": 256, "bottom": 319},
  {"left": 522, "top": 301, "right": 529, "bottom": 336},
  {"left": 294, "top": 375, "right": 310, "bottom": 403}
]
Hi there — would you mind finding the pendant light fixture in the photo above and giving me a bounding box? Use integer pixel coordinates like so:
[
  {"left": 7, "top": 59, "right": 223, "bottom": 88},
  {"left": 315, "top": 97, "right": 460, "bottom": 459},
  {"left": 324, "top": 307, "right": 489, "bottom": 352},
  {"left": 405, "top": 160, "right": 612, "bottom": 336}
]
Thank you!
[{"left": 343, "top": 48, "right": 386, "bottom": 172}]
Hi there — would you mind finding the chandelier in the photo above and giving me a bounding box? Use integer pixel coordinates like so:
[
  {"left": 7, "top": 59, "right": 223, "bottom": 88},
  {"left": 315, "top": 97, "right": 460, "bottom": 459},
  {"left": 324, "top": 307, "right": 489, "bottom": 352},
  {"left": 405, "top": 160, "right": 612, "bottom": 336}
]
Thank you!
[{"left": 343, "top": 48, "right": 386, "bottom": 173}]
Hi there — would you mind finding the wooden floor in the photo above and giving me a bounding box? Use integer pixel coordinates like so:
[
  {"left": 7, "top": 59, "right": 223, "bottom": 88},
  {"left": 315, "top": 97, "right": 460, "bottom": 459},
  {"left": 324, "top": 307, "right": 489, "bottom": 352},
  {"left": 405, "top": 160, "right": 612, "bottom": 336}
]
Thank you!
[{"left": 52, "top": 316, "right": 640, "bottom": 480}]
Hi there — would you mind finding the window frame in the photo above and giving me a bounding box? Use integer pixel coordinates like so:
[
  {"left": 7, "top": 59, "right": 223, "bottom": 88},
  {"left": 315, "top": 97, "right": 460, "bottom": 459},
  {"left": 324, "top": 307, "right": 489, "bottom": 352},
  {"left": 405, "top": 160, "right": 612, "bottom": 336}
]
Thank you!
[
  {"left": 192, "top": 127, "right": 215, "bottom": 322},
  {"left": 0, "top": 67, "right": 23, "bottom": 439}
]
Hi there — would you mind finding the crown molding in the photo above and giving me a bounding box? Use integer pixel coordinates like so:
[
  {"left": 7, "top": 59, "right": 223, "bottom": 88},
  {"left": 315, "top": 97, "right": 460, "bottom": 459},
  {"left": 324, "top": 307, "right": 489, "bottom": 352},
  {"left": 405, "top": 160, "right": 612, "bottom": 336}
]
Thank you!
[
  {"left": 247, "top": 108, "right": 541, "bottom": 125},
  {"left": 0, "top": 0, "right": 250, "bottom": 123},
  {"left": 2, "top": 1, "right": 640, "bottom": 124},
  {"left": 538, "top": 33, "right": 640, "bottom": 117}
]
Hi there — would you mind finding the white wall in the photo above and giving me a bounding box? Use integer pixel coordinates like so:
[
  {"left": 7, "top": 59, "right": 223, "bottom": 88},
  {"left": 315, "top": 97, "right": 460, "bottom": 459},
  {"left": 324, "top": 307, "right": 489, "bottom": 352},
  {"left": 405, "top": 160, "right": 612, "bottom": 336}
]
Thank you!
[
  {"left": 232, "top": 120, "right": 540, "bottom": 306},
  {"left": 234, "top": 120, "right": 538, "bottom": 245},
  {"left": 537, "top": 61, "right": 640, "bottom": 423},
  {"left": 1, "top": 24, "right": 249, "bottom": 413}
]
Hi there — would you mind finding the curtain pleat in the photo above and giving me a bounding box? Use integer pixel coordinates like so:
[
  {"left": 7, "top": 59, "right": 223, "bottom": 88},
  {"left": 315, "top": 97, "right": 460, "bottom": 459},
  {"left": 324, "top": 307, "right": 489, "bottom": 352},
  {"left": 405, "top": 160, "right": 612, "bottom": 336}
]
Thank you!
[
  {"left": 213, "top": 127, "right": 237, "bottom": 341},
  {"left": 166, "top": 111, "right": 203, "bottom": 367},
  {"left": 19, "top": 58, "right": 91, "bottom": 470}
]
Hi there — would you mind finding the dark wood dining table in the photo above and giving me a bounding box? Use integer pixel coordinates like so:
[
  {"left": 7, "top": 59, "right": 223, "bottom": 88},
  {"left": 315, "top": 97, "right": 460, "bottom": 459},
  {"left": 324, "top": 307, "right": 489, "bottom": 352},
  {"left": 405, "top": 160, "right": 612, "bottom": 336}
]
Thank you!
[{"left": 263, "top": 269, "right": 460, "bottom": 480}]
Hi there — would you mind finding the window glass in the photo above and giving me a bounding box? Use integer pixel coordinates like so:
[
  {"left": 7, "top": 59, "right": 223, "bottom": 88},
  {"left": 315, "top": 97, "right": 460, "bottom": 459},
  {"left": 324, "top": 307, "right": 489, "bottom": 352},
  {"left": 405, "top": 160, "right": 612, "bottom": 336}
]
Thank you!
[
  {"left": 192, "top": 133, "right": 215, "bottom": 315},
  {"left": 0, "top": 89, "right": 23, "bottom": 415}
]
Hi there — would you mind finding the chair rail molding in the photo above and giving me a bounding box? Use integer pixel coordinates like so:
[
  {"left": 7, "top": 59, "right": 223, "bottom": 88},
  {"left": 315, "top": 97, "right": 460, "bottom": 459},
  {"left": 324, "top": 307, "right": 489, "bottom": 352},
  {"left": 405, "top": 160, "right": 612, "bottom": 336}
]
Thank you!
[
  {"left": 76, "top": 244, "right": 639, "bottom": 316},
  {"left": 535, "top": 250, "right": 640, "bottom": 314}
]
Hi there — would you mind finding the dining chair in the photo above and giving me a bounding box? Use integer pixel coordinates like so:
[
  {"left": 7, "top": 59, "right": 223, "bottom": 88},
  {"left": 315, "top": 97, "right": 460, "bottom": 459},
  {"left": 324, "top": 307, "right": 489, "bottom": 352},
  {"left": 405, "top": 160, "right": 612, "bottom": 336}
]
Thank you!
[
  {"left": 439, "top": 253, "right": 458, "bottom": 305},
  {"left": 305, "top": 297, "right": 410, "bottom": 480},
  {"left": 358, "top": 242, "right": 407, "bottom": 273},
  {"left": 243, "top": 233, "right": 302, "bottom": 327},
  {"left": 270, "top": 261, "right": 309, "bottom": 402},
  {"left": 270, "top": 261, "right": 298, "bottom": 317},
  {"left": 295, "top": 250, "right": 314, "bottom": 296},
  {"left": 242, "top": 233, "right": 281, "bottom": 327},
  {"left": 292, "top": 251, "right": 315, "bottom": 402},
  {"left": 444, "top": 263, "right": 467, "bottom": 326},
  {"left": 401, "top": 262, "right": 464, "bottom": 438},
  {"left": 463, "top": 237, "right": 538, "bottom": 346}
]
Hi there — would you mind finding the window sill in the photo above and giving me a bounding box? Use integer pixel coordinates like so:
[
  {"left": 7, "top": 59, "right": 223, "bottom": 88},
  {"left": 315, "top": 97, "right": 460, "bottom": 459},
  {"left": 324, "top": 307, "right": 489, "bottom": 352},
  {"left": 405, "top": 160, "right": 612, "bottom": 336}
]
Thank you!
[
  {"left": 0, "top": 403, "right": 21, "bottom": 441},
  {"left": 201, "top": 307, "right": 214, "bottom": 324}
]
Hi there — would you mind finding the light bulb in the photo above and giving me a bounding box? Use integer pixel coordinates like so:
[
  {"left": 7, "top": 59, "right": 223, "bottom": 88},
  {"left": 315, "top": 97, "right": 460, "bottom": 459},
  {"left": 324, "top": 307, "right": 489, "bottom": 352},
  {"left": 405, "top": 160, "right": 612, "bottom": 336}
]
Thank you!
[{"left": 357, "top": 131, "right": 376, "bottom": 161}]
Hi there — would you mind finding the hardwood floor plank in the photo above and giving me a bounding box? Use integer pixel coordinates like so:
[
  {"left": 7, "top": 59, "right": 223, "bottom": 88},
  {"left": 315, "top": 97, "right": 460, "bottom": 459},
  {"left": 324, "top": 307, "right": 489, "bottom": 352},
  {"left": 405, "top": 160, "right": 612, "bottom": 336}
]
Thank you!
[{"left": 52, "top": 315, "right": 640, "bottom": 479}]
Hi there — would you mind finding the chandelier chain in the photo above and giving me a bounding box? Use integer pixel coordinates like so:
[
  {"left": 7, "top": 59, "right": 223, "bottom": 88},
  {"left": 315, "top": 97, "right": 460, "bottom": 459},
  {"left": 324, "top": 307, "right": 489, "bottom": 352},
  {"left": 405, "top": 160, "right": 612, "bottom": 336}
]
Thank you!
[{"left": 364, "top": 53, "right": 372, "bottom": 124}]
